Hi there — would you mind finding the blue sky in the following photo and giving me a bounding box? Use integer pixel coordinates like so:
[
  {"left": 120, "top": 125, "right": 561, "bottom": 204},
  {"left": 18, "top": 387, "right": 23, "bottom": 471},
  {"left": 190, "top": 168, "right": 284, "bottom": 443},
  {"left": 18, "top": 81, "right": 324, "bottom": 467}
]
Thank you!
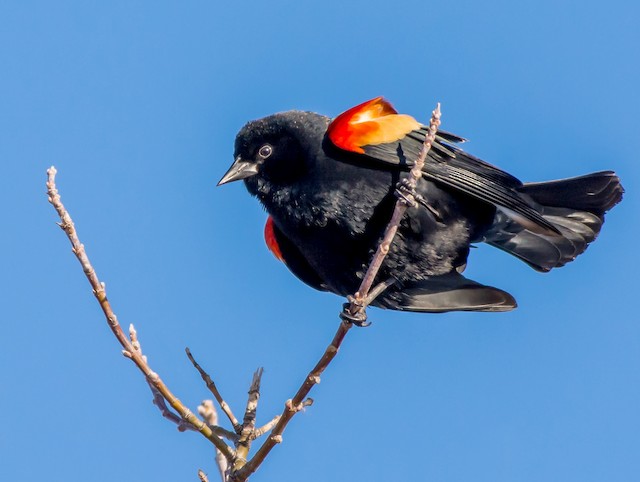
[{"left": 1, "top": 1, "right": 638, "bottom": 481}]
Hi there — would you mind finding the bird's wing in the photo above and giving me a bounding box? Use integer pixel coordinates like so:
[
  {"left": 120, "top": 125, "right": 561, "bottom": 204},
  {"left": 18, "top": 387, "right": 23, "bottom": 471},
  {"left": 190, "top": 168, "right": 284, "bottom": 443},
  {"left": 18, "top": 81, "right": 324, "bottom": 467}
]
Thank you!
[
  {"left": 264, "top": 216, "right": 328, "bottom": 292},
  {"left": 327, "top": 97, "right": 560, "bottom": 236},
  {"left": 374, "top": 273, "right": 517, "bottom": 313}
]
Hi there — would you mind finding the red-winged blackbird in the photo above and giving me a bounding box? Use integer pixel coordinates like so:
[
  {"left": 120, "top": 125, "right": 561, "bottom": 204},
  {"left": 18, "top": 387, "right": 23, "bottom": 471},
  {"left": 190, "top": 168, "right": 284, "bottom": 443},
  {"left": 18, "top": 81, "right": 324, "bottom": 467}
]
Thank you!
[{"left": 219, "top": 97, "right": 623, "bottom": 313}]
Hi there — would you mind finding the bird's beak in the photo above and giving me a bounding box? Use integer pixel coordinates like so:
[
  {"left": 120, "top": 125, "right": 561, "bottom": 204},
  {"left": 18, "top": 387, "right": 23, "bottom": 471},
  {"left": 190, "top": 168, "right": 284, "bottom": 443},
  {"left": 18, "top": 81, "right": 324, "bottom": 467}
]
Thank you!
[{"left": 217, "top": 157, "right": 259, "bottom": 186}]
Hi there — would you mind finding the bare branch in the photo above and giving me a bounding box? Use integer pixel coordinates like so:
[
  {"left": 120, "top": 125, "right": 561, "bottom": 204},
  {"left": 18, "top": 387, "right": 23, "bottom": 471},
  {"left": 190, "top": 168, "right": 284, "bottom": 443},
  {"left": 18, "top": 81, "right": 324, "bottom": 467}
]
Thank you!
[
  {"left": 250, "top": 415, "right": 281, "bottom": 440},
  {"left": 186, "top": 348, "right": 242, "bottom": 434},
  {"left": 46, "top": 167, "right": 236, "bottom": 463},
  {"left": 47, "top": 102, "right": 442, "bottom": 482},
  {"left": 348, "top": 103, "right": 442, "bottom": 314},
  {"left": 233, "top": 320, "right": 351, "bottom": 481},
  {"left": 129, "top": 325, "right": 197, "bottom": 431}
]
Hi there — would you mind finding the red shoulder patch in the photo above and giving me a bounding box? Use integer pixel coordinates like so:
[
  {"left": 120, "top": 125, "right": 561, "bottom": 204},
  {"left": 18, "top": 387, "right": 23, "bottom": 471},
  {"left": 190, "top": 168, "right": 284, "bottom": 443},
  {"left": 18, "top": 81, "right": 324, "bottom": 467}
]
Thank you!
[
  {"left": 327, "top": 97, "right": 421, "bottom": 153},
  {"left": 264, "top": 216, "right": 284, "bottom": 262}
]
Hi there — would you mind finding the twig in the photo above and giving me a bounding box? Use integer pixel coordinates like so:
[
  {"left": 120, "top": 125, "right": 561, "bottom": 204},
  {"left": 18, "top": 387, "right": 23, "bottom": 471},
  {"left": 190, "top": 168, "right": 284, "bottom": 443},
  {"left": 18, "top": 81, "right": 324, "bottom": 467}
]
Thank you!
[
  {"left": 250, "top": 415, "right": 281, "bottom": 440},
  {"left": 232, "top": 320, "right": 351, "bottom": 481},
  {"left": 186, "top": 348, "right": 242, "bottom": 433},
  {"left": 46, "top": 166, "right": 235, "bottom": 463},
  {"left": 233, "top": 103, "right": 442, "bottom": 482},
  {"left": 130, "top": 325, "right": 207, "bottom": 433},
  {"left": 198, "top": 469, "right": 210, "bottom": 482},
  {"left": 249, "top": 402, "right": 309, "bottom": 443},
  {"left": 348, "top": 103, "right": 442, "bottom": 314}
]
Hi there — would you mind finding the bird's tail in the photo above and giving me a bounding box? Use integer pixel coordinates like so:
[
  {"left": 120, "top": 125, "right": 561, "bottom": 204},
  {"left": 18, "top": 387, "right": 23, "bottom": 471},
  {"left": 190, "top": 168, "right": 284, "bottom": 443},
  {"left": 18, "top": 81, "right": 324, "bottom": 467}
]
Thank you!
[{"left": 484, "top": 171, "right": 623, "bottom": 272}]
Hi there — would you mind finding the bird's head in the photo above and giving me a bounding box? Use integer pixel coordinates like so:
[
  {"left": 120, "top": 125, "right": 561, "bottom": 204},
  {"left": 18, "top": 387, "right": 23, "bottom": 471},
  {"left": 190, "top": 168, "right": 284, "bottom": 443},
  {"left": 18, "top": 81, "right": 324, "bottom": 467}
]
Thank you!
[{"left": 218, "top": 111, "right": 329, "bottom": 197}]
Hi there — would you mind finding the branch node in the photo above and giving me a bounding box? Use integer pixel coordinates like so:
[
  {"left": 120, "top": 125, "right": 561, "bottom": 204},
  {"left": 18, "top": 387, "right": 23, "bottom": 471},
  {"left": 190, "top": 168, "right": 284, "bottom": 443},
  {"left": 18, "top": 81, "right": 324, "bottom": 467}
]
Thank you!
[{"left": 285, "top": 399, "right": 294, "bottom": 412}]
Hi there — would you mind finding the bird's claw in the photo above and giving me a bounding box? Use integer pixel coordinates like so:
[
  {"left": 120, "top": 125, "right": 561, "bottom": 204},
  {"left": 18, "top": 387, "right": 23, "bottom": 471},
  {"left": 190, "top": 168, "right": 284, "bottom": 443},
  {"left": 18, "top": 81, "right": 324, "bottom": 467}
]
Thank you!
[
  {"left": 395, "top": 178, "right": 418, "bottom": 208},
  {"left": 340, "top": 302, "right": 371, "bottom": 327}
]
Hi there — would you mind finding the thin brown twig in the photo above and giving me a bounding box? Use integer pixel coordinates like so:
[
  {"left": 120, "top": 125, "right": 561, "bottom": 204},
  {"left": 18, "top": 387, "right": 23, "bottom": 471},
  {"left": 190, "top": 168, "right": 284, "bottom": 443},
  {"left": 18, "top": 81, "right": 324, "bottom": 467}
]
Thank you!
[
  {"left": 349, "top": 103, "right": 442, "bottom": 313},
  {"left": 232, "top": 320, "right": 350, "bottom": 481},
  {"left": 46, "top": 166, "right": 235, "bottom": 463},
  {"left": 131, "top": 325, "right": 209, "bottom": 433},
  {"left": 248, "top": 399, "right": 311, "bottom": 441},
  {"left": 186, "top": 348, "right": 242, "bottom": 433},
  {"left": 250, "top": 415, "right": 281, "bottom": 440},
  {"left": 233, "top": 103, "right": 442, "bottom": 482}
]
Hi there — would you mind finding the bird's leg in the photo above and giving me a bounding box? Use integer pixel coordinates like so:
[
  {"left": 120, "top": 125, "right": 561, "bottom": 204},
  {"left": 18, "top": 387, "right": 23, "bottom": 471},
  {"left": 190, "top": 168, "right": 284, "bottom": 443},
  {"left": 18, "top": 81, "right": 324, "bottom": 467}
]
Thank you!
[
  {"left": 363, "top": 278, "right": 398, "bottom": 306},
  {"left": 394, "top": 177, "right": 419, "bottom": 208},
  {"left": 340, "top": 278, "right": 397, "bottom": 327},
  {"left": 340, "top": 298, "right": 370, "bottom": 327}
]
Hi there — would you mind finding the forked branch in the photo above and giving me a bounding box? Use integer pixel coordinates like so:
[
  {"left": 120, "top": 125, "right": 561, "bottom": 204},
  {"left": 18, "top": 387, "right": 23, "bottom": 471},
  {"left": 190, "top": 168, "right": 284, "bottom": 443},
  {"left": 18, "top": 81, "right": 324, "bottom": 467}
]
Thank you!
[
  {"left": 47, "top": 102, "right": 442, "bottom": 482},
  {"left": 46, "top": 167, "right": 235, "bottom": 462}
]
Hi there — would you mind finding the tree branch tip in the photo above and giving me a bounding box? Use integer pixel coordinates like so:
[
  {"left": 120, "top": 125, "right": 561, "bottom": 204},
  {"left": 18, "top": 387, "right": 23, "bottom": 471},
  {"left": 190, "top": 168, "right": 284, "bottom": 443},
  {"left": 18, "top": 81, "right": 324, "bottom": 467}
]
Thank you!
[{"left": 197, "top": 469, "right": 209, "bottom": 482}]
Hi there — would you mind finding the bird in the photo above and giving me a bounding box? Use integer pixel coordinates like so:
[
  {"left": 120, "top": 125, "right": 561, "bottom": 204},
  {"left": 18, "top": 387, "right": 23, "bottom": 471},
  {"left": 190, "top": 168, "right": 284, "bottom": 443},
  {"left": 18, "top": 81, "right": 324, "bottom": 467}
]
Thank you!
[{"left": 218, "top": 97, "right": 623, "bottom": 314}]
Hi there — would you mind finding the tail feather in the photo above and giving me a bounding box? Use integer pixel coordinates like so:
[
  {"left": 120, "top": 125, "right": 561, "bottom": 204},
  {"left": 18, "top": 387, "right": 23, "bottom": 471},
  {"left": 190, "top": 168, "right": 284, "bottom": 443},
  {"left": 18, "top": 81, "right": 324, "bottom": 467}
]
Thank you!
[
  {"left": 521, "top": 171, "right": 623, "bottom": 214},
  {"left": 484, "top": 171, "right": 623, "bottom": 272}
]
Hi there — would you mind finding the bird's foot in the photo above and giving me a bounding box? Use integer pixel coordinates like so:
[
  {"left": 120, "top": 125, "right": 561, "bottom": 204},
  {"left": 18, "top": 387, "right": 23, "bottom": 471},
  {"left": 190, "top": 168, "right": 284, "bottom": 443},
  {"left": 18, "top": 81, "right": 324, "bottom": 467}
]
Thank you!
[
  {"left": 340, "top": 302, "right": 371, "bottom": 327},
  {"left": 396, "top": 179, "right": 442, "bottom": 221},
  {"left": 394, "top": 178, "right": 418, "bottom": 208}
]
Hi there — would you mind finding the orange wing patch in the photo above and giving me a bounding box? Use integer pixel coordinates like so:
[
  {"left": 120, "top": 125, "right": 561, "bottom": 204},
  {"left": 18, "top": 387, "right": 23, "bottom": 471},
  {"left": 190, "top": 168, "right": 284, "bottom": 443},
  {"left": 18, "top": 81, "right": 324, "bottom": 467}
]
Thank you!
[
  {"left": 327, "top": 97, "right": 421, "bottom": 153},
  {"left": 264, "top": 216, "right": 284, "bottom": 262}
]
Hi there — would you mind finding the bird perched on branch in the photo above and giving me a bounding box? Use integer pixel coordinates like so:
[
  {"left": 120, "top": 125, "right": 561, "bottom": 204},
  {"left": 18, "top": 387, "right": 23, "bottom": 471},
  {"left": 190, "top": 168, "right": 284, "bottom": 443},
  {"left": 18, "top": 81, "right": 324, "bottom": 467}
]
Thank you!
[{"left": 219, "top": 97, "right": 623, "bottom": 313}]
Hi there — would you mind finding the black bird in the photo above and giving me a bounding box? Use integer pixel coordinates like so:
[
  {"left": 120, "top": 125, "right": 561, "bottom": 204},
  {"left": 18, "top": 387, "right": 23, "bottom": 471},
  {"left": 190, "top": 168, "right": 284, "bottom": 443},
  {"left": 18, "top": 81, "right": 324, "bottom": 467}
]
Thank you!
[{"left": 219, "top": 97, "right": 623, "bottom": 313}]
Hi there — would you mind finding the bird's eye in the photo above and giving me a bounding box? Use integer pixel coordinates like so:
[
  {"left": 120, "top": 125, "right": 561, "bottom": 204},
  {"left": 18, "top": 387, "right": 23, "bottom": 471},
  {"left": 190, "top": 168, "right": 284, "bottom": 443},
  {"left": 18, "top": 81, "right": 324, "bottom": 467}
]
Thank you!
[{"left": 258, "top": 144, "right": 273, "bottom": 159}]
